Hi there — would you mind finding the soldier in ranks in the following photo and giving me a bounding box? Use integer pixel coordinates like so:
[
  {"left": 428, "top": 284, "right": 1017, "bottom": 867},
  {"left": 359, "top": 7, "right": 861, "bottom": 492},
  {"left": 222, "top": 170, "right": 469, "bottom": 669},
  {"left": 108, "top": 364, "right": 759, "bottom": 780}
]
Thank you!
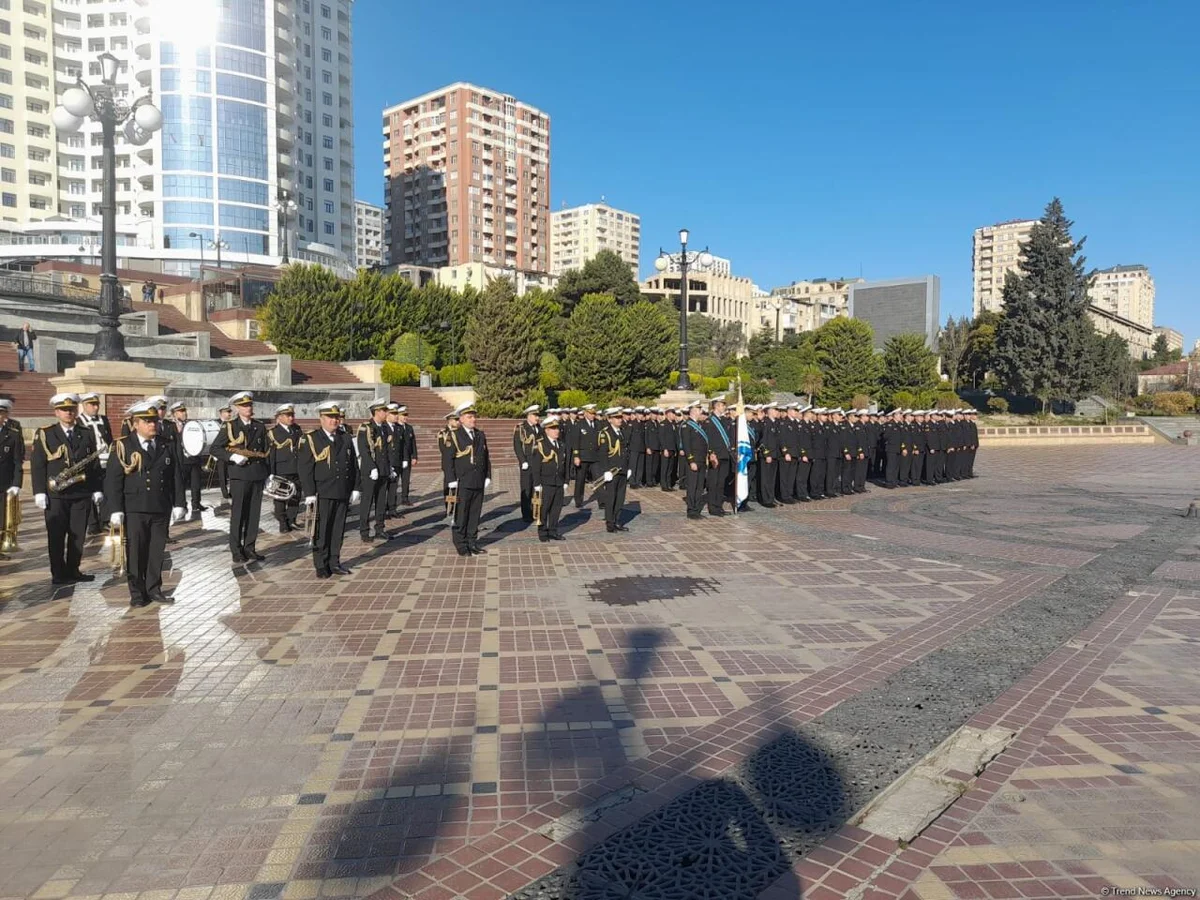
[
  {"left": 742, "top": 405, "right": 761, "bottom": 512},
  {"left": 864, "top": 410, "right": 882, "bottom": 486},
  {"left": 757, "top": 403, "right": 781, "bottom": 508},
  {"left": 895, "top": 410, "right": 913, "bottom": 487},
  {"left": 680, "top": 402, "right": 709, "bottom": 520},
  {"left": 209, "top": 391, "right": 271, "bottom": 564},
  {"left": 299, "top": 402, "right": 360, "bottom": 579},
  {"left": 356, "top": 400, "right": 394, "bottom": 543},
  {"left": 532, "top": 415, "right": 568, "bottom": 542},
  {"left": 628, "top": 407, "right": 645, "bottom": 490},
  {"left": 149, "top": 396, "right": 177, "bottom": 453},
  {"left": 907, "top": 410, "right": 926, "bottom": 487},
  {"left": 0, "top": 401, "right": 23, "bottom": 556},
  {"left": 569, "top": 403, "right": 601, "bottom": 509},
  {"left": 0, "top": 398, "right": 20, "bottom": 436},
  {"left": 596, "top": 407, "right": 632, "bottom": 533},
  {"left": 883, "top": 409, "right": 905, "bottom": 488},
  {"left": 216, "top": 405, "right": 233, "bottom": 500},
  {"left": 642, "top": 407, "right": 661, "bottom": 488},
  {"left": 30, "top": 393, "right": 105, "bottom": 586},
  {"left": 965, "top": 410, "right": 979, "bottom": 478},
  {"left": 446, "top": 404, "right": 491, "bottom": 556},
  {"left": 702, "top": 397, "right": 734, "bottom": 517},
  {"left": 78, "top": 392, "right": 114, "bottom": 536},
  {"left": 382, "top": 403, "right": 403, "bottom": 520},
  {"left": 438, "top": 408, "right": 461, "bottom": 505},
  {"left": 395, "top": 405, "right": 417, "bottom": 506},
  {"left": 659, "top": 408, "right": 679, "bottom": 491},
  {"left": 169, "top": 401, "right": 207, "bottom": 515},
  {"left": 770, "top": 403, "right": 793, "bottom": 505},
  {"left": 513, "top": 404, "right": 541, "bottom": 523},
  {"left": 849, "top": 410, "right": 871, "bottom": 494},
  {"left": 792, "top": 405, "right": 813, "bottom": 502},
  {"left": 268, "top": 403, "right": 303, "bottom": 532},
  {"left": 804, "top": 408, "right": 824, "bottom": 500},
  {"left": 105, "top": 402, "right": 185, "bottom": 607}
]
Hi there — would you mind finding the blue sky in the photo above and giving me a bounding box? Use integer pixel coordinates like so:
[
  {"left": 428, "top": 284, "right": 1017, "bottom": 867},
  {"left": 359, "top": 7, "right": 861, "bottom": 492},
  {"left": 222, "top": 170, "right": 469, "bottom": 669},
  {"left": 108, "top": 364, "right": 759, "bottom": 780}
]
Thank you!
[{"left": 352, "top": 0, "right": 1199, "bottom": 344}]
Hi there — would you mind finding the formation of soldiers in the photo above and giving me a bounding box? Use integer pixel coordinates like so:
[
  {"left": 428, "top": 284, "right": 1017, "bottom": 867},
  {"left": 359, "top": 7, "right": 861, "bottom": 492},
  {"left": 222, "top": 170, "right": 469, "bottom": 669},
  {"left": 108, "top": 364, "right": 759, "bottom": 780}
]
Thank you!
[{"left": 4, "top": 390, "right": 979, "bottom": 601}]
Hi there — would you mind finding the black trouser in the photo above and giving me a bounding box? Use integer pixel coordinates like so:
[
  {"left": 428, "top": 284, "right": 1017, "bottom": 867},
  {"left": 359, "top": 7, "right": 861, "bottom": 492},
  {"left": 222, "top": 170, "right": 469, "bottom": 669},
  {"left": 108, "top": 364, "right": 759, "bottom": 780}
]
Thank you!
[
  {"left": 400, "top": 461, "right": 413, "bottom": 502},
  {"left": 126, "top": 511, "right": 168, "bottom": 603},
  {"left": 759, "top": 459, "right": 777, "bottom": 505},
  {"left": 796, "top": 460, "right": 812, "bottom": 500},
  {"left": 777, "top": 459, "right": 795, "bottom": 503},
  {"left": 537, "top": 485, "right": 564, "bottom": 538},
  {"left": 183, "top": 462, "right": 203, "bottom": 508},
  {"left": 854, "top": 457, "right": 869, "bottom": 491},
  {"left": 707, "top": 458, "right": 730, "bottom": 513},
  {"left": 601, "top": 473, "right": 627, "bottom": 526},
  {"left": 842, "top": 457, "right": 856, "bottom": 494},
  {"left": 360, "top": 478, "right": 387, "bottom": 537},
  {"left": 908, "top": 453, "right": 922, "bottom": 485},
  {"left": 809, "top": 458, "right": 826, "bottom": 498},
  {"left": 386, "top": 469, "right": 399, "bottom": 515},
  {"left": 631, "top": 450, "right": 645, "bottom": 488},
  {"left": 746, "top": 461, "right": 758, "bottom": 507},
  {"left": 519, "top": 465, "right": 535, "bottom": 521},
  {"left": 967, "top": 448, "right": 977, "bottom": 476},
  {"left": 452, "top": 485, "right": 484, "bottom": 550},
  {"left": 86, "top": 481, "right": 105, "bottom": 533},
  {"left": 573, "top": 460, "right": 596, "bottom": 506},
  {"left": 46, "top": 495, "right": 89, "bottom": 580},
  {"left": 311, "top": 497, "right": 347, "bottom": 575},
  {"left": 897, "top": 452, "right": 911, "bottom": 485},
  {"left": 660, "top": 452, "right": 676, "bottom": 490},
  {"left": 885, "top": 453, "right": 901, "bottom": 487},
  {"left": 273, "top": 474, "right": 300, "bottom": 526},
  {"left": 229, "top": 479, "right": 264, "bottom": 558},
  {"left": 685, "top": 463, "right": 705, "bottom": 516},
  {"left": 826, "top": 456, "right": 843, "bottom": 497},
  {"left": 644, "top": 451, "right": 659, "bottom": 487},
  {"left": 217, "top": 460, "right": 230, "bottom": 499}
]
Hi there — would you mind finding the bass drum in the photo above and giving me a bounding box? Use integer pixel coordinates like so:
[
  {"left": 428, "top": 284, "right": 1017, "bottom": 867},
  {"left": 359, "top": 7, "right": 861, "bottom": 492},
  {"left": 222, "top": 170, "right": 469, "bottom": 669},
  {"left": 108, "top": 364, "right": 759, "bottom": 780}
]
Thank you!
[{"left": 181, "top": 419, "right": 222, "bottom": 458}]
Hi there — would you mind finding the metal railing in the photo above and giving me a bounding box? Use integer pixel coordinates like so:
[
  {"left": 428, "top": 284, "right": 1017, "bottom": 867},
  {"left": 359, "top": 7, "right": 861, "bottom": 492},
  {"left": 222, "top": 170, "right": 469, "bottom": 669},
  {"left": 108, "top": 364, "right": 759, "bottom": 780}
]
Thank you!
[{"left": 0, "top": 271, "right": 130, "bottom": 310}]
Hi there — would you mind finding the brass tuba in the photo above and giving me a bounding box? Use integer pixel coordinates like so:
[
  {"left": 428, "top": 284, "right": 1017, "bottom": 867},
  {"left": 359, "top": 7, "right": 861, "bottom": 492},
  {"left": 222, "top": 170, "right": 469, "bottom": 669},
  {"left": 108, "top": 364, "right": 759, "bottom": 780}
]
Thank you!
[{"left": 1, "top": 490, "right": 20, "bottom": 553}]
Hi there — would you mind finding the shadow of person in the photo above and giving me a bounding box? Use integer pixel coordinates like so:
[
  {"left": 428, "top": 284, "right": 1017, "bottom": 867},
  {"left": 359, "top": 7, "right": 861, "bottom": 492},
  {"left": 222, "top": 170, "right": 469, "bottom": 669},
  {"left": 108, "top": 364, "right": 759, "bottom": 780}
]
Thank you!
[{"left": 618, "top": 500, "right": 643, "bottom": 528}]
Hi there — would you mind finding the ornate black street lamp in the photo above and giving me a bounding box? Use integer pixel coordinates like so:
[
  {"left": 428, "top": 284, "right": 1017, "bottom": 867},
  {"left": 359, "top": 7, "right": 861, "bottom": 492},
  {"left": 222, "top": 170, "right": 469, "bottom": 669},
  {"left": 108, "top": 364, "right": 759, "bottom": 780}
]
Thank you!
[
  {"left": 53, "top": 52, "right": 162, "bottom": 362},
  {"left": 655, "top": 229, "right": 713, "bottom": 391},
  {"left": 276, "top": 191, "right": 298, "bottom": 264}
]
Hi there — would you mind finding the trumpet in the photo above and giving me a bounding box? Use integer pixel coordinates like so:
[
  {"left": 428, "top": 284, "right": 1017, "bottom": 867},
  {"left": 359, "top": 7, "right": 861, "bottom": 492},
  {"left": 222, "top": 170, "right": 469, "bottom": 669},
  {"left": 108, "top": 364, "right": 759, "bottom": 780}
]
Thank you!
[
  {"left": 445, "top": 483, "right": 458, "bottom": 519},
  {"left": 102, "top": 519, "right": 126, "bottom": 576},
  {"left": 1, "top": 490, "right": 20, "bottom": 553},
  {"left": 304, "top": 500, "right": 318, "bottom": 548},
  {"left": 532, "top": 488, "right": 542, "bottom": 527}
]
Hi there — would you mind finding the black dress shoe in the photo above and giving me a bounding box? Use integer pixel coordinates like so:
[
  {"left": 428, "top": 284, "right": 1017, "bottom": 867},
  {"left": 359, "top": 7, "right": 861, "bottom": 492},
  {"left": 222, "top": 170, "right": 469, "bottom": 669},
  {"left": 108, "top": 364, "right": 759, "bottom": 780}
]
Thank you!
[
  {"left": 550, "top": 534, "right": 566, "bottom": 541},
  {"left": 332, "top": 565, "right": 352, "bottom": 575},
  {"left": 606, "top": 524, "right": 617, "bottom": 533},
  {"left": 246, "top": 550, "right": 266, "bottom": 562},
  {"left": 708, "top": 509, "right": 727, "bottom": 517},
  {"left": 194, "top": 504, "right": 209, "bottom": 513},
  {"left": 130, "top": 596, "right": 152, "bottom": 607},
  {"left": 278, "top": 522, "right": 293, "bottom": 533},
  {"left": 52, "top": 577, "right": 74, "bottom": 586},
  {"left": 315, "top": 570, "right": 331, "bottom": 579},
  {"left": 469, "top": 545, "right": 487, "bottom": 555},
  {"left": 615, "top": 524, "right": 629, "bottom": 532},
  {"left": 150, "top": 591, "right": 173, "bottom": 604},
  {"left": 761, "top": 502, "right": 777, "bottom": 508},
  {"left": 71, "top": 572, "right": 96, "bottom": 582},
  {"left": 539, "top": 535, "right": 550, "bottom": 543},
  {"left": 456, "top": 547, "right": 471, "bottom": 557},
  {"left": 686, "top": 512, "right": 702, "bottom": 520}
]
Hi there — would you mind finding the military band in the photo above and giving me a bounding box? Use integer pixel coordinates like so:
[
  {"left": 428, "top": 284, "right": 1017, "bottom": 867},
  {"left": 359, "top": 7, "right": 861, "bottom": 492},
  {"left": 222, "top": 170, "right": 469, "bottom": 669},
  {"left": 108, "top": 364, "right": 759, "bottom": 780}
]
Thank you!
[
  {"left": 513, "top": 404, "right": 541, "bottom": 523},
  {"left": 445, "top": 403, "right": 491, "bottom": 556},
  {"left": 269, "top": 403, "right": 304, "bottom": 532},
  {"left": 209, "top": 392, "right": 270, "bottom": 564},
  {"left": 78, "top": 391, "right": 113, "bottom": 534},
  {"left": 299, "top": 402, "right": 360, "bottom": 578},
  {"left": 532, "top": 415, "right": 568, "bottom": 542},
  {"left": 356, "top": 400, "right": 394, "bottom": 543},
  {"left": 0, "top": 400, "right": 23, "bottom": 557}
]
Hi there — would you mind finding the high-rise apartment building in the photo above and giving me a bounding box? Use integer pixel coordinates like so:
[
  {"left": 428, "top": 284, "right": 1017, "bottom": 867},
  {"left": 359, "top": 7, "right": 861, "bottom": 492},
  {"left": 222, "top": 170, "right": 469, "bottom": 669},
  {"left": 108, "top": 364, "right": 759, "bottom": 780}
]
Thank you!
[
  {"left": 1153, "top": 326, "right": 1183, "bottom": 354},
  {"left": 382, "top": 83, "right": 550, "bottom": 272},
  {"left": 549, "top": 201, "right": 639, "bottom": 276},
  {"left": 1089, "top": 264, "right": 1154, "bottom": 329},
  {"left": 972, "top": 218, "right": 1036, "bottom": 317},
  {"left": 0, "top": 0, "right": 356, "bottom": 276},
  {"left": 767, "top": 277, "right": 862, "bottom": 333},
  {"left": 354, "top": 199, "right": 383, "bottom": 268}
]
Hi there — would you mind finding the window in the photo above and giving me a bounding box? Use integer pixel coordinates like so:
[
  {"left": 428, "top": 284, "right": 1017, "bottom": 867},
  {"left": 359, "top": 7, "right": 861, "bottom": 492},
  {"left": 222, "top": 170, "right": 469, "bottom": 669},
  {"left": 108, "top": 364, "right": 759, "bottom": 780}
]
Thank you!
[
  {"left": 0, "top": 94, "right": 10, "bottom": 109},
  {"left": 217, "top": 0, "right": 266, "bottom": 51},
  {"left": 215, "top": 46, "right": 266, "bottom": 79},
  {"left": 164, "top": 200, "right": 214, "bottom": 224},
  {"left": 163, "top": 174, "right": 213, "bottom": 198},
  {"left": 322, "top": 135, "right": 333, "bottom": 149},
  {"left": 322, "top": 91, "right": 332, "bottom": 106},
  {"left": 2, "top": 192, "right": 15, "bottom": 207},
  {"left": 323, "top": 221, "right": 334, "bottom": 235},
  {"left": 320, "top": 26, "right": 331, "bottom": 40},
  {"left": 322, "top": 69, "right": 332, "bottom": 84},
  {"left": 0, "top": 143, "right": 11, "bottom": 157},
  {"left": 161, "top": 95, "right": 213, "bottom": 172},
  {"left": 219, "top": 204, "right": 268, "bottom": 231},
  {"left": 1, "top": 167, "right": 13, "bottom": 182},
  {"left": 323, "top": 178, "right": 333, "bottom": 192},
  {"left": 322, "top": 113, "right": 332, "bottom": 128},
  {"left": 323, "top": 200, "right": 333, "bottom": 214},
  {"left": 321, "top": 48, "right": 331, "bottom": 62},
  {"left": 321, "top": 3, "right": 330, "bottom": 17},
  {"left": 216, "top": 73, "right": 266, "bottom": 103},
  {"left": 216, "top": 99, "right": 268, "bottom": 179},
  {"left": 323, "top": 156, "right": 333, "bottom": 171}
]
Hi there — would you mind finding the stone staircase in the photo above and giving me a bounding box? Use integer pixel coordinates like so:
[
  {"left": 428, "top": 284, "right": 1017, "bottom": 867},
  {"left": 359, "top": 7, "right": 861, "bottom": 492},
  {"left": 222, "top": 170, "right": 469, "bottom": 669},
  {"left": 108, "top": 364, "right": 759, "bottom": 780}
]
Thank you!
[
  {"left": 1136, "top": 416, "right": 1200, "bottom": 444},
  {"left": 0, "top": 344, "right": 56, "bottom": 417}
]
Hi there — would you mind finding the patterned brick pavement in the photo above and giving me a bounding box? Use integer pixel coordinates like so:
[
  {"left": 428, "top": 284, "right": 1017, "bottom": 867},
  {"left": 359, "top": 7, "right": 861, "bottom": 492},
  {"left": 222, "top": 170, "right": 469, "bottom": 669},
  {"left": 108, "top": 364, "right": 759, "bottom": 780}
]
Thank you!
[{"left": 0, "top": 445, "right": 1198, "bottom": 900}]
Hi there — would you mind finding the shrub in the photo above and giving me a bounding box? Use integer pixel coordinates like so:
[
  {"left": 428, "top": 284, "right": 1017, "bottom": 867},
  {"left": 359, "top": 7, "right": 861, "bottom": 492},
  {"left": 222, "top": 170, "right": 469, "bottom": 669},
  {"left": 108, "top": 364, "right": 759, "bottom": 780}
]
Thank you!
[
  {"left": 1151, "top": 391, "right": 1196, "bottom": 416},
  {"left": 698, "top": 376, "right": 729, "bottom": 397},
  {"left": 628, "top": 377, "right": 666, "bottom": 400},
  {"left": 391, "top": 332, "right": 437, "bottom": 368},
  {"left": 438, "top": 362, "right": 475, "bottom": 385},
  {"left": 933, "top": 392, "right": 960, "bottom": 409},
  {"left": 986, "top": 396, "right": 1009, "bottom": 414},
  {"left": 739, "top": 379, "right": 773, "bottom": 404},
  {"left": 381, "top": 361, "right": 420, "bottom": 385},
  {"left": 524, "top": 386, "right": 549, "bottom": 411},
  {"left": 851, "top": 393, "right": 872, "bottom": 410},
  {"left": 891, "top": 390, "right": 917, "bottom": 410},
  {"left": 556, "top": 388, "right": 590, "bottom": 408},
  {"left": 538, "top": 351, "right": 564, "bottom": 390},
  {"left": 474, "top": 399, "right": 524, "bottom": 418},
  {"left": 692, "top": 356, "right": 726, "bottom": 378}
]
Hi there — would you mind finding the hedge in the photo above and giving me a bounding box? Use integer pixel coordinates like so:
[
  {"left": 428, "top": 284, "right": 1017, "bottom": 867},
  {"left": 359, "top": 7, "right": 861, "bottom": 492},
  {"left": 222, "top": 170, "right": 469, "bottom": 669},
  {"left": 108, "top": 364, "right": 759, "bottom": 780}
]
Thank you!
[
  {"left": 381, "top": 361, "right": 420, "bottom": 385},
  {"left": 439, "top": 362, "right": 475, "bottom": 385},
  {"left": 1151, "top": 391, "right": 1196, "bottom": 416},
  {"left": 556, "top": 389, "right": 590, "bottom": 408}
]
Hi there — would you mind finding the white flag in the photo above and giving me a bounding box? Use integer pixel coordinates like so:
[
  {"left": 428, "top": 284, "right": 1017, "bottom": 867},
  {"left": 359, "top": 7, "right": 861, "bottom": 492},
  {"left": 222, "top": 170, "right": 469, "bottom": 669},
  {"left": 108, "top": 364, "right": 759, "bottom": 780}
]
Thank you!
[{"left": 735, "top": 380, "right": 750, "bottom": 505}]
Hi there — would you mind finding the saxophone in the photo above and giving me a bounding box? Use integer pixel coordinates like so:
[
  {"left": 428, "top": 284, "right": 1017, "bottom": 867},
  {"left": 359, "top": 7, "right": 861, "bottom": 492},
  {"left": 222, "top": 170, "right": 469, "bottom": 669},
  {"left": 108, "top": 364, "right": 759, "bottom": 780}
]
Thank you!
[{"left": 49, "top": 448, "right": 103, "bottom": 492}]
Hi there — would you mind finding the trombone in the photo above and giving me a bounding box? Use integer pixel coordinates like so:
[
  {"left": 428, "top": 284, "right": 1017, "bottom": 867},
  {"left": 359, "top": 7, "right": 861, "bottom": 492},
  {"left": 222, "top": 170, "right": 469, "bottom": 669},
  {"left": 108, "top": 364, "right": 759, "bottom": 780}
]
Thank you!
[
  {"left": 445, "top": 483, "right": 458, "bottom": 520},
  {"left": 102, "top": 519, "right": 126, "bottom": 576},
  {"left": 1, "top": 490, "right": 20, "bottom": 553}
]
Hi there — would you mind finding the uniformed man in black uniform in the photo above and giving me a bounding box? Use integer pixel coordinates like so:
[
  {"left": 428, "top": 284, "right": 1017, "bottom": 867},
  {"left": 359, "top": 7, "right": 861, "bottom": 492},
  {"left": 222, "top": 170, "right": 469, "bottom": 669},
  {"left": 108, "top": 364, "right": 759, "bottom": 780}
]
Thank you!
[
  {"left": 680, "top": 402, "right": 709, "bottom": 519},
  {"left": 659, "top": 408, "right": 680, "bottom": 491},
  {"left": 78, "top": 391, "right": 114, "bottom": 535},
  {"left": 31, "top": 393, "right": 105, "bottom": 585},
  {"left": 215, "top": 405, "right": 233, "bottom": 500},
  {"left": 299, "top": 402, "right": 360, "bottom": 578},
  {"left": 808, "top": 408, "right": 828, "bottom": 500},
  {"left": 965, "top": 410, "right": 980, "bottom": 478},
  {"left": 532, "top": 415, "right": 568, "bottom": 542},
  {"left": 268, "top": 403, "right": 303, "bottom": 532},
  {"left": 570, "top": 404, "right": 600, "bottom": 508},
  {"left": 628, "top": 407, "right": 646, "bottom": 490},
  {"left": 382, "top": 403, "right": 402, "bottom": 519},
  {"left": 848, "top": 410, "right": 869, "bottom": 494},
  {"left": 513, "top": 404, "right": 541, "bottom": 522},
  {"left": 169, "top": 401, "right": 207, "bottom": 515},
  {"left": 703, "top": 398, "right": 734, "bottom": 516},
  {"left": 105, "top": 402, "right": 185, "bottom": 606},
  {"left": 356, "top": 400, "right": 393, "bottom": 542},
  {"left": 758, "top": 403, "right": 781, "bottom": 507},
  {"left": 883, "top": 409, "right": 904, "bottom": 488},
  {"left": 0, "top": 400, "right": 24, "bottom": 553},
  {"left": 395, "top": 405, "right": 417, "bottom": 505},
  {"left": 445, "top": 405, "right": 491, "bottom": 556},
  {"left": 596, "top": 407, "right": 632, "bottom": 533},
  {"left": 438, "top": 408, "right": 461, "bottom": 508},
  {"left": 210, "top": 391, "right": 271, "bottom": 564}
]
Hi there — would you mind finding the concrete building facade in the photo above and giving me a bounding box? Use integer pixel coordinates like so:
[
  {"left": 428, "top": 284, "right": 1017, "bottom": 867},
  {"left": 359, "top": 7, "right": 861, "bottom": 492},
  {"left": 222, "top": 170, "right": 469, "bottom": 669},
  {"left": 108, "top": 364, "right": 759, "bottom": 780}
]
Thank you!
[
  {"left": 641, "top": 268, "right": 759, "bottom": 343},
  {"left": 1153, "top": 326, "right": 1184, "bottom": 354},
  {"left": 1088, "top": 304, "right": 1154, "bottom": 360},
  {"left": 766, "top": 277, "right": 861, "bottom": 334},
  {"left": 436, "top": 260, "right": 557, "bottom": 296},
  {"left": 848, "top": 275, "right": 941, "bottom": 351},
  {"left": 549, "top": 201, "right": 639, "bottom": 276},
  {"left": 383, "top": 82, "right": 550, "bottom": 273},
  {"left": 1089, "top": 264, "right": 1154, "bottom": 329},
  {"left": 972, "top": 218, "right": 1035, "bottom": 317},
  {"left": 0, "top": 0, "right": 356, "bottom": 276},
  {"left": 354, "top": 199, "right": 383, "bottom": 268}
]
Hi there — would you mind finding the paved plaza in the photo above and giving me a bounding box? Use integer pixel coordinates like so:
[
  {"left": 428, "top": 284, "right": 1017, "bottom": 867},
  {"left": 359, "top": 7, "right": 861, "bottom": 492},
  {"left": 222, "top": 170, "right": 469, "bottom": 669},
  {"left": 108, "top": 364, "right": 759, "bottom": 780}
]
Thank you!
[{"left": 2, "top": 445, "right": 1199, "bottom": 900}]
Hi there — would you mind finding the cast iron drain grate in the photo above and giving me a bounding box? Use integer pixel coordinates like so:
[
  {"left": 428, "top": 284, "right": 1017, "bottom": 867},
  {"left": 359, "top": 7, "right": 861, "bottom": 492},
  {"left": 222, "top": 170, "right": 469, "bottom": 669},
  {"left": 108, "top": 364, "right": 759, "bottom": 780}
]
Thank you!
[{"left": 585, "top": 576, "right": 720, "bottom": 607}]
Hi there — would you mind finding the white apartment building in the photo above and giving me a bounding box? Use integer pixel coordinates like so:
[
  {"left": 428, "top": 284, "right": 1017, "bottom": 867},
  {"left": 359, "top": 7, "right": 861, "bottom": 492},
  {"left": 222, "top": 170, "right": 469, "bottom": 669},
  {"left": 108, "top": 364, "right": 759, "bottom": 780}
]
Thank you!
[
  {"left": 354, "top": 198, "right": 382, "bottom": 268},
  {"left": 382, "top": 82, "right": 550, "bottom": 272},
  {"left": 660, "top": 251, "right": 732, "bottom": 278},
  {"left": 972, "top": 218, "right": 1036, "bottom": 317},
  {"left": 765, "top": 277, "right": 861, "bottom": 334},
  {"left": 641, "top": 267, "right": 759, "bottom": 344},
  {"left": 549, "top": 201, "right": 639, "bottom": 276},
  {"left": 1153, "top": 326, "right": 1183, "bottom": 354},
  {"left": 0, "top": 0, "right": 356, "bottom": 277},
  {"left": 436, "top": 260, "right": 557, "bottom": 296},
  {"left": 1089, "top": 264, "right": 1154, "bottom": 330}
]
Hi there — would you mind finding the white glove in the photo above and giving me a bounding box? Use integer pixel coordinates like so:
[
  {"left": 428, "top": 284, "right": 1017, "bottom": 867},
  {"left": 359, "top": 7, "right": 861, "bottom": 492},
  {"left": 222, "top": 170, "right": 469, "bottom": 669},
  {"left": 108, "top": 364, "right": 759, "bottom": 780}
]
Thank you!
[
  {"left": 305, "top": 495, "right": 317, "bottom": 507},
  {"left": 92, "top": 492, "right": 104, "bottom": 506},
  {"left": 389, "top": 470, "right": 398, "bottom": 480},
  {"left": 521, "top": 462, "right": 529, "bottom": 470},
  {"left": 448, "top": 481, "right": 458, "bottom": 489},
  {"left": 626, "top": 469, "right": 632, "bottom": 479},
  {"left": 402, "top": 461, "right": 409, "bottom": 469},
  {"left": 35, "top": 493, "right": 47, "bottom": 510},
  {"left": 484, "top": 478, "right": 491, "bottom": 489},
  {"left": 350, "top": 490, "right": 361, "bottom": 505},
  {"left": 5, "top": 486, "right": 18, "bottom": 497},
  {"left": 171, "top": 507, "right": 184, "bottom": 524},
  {"left": 370, "top": 468, "right": 378, "bottom": 481},
  {"left": 99, "top": 451, "right": 110, "bottom": 464},
  {"left": 534, "top": 485, "right": 542, "bottom": 494},
  {"left": 604, "top": 471, "right": 613, "bottom": 483},
  {"left": 109, "top": 512, "right": 124, "bottom": 526},
  {"left": 230, "top": 453, "right": 248, "bottom": 466}
]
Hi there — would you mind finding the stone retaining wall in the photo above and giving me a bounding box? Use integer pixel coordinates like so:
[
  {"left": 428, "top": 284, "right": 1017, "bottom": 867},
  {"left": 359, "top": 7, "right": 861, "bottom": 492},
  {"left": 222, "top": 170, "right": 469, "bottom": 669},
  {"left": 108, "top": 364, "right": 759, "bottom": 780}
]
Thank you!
[{"left": 979, "top": 424, "right": 1157, "bottom": 446}]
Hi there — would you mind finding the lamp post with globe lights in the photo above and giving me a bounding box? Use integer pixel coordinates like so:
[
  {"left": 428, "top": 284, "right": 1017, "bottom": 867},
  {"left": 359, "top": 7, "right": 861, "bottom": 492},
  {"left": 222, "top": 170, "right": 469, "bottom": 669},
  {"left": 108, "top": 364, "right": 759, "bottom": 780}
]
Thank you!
[
  {"left": 276, "top": 191, "right": 298, "bottom": 264},
  {"left": 53, "top": 52, "right": 162, "bottom": 361},
  {"left": 655, "top": 229, "right": 714, "bottom": 391}
]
